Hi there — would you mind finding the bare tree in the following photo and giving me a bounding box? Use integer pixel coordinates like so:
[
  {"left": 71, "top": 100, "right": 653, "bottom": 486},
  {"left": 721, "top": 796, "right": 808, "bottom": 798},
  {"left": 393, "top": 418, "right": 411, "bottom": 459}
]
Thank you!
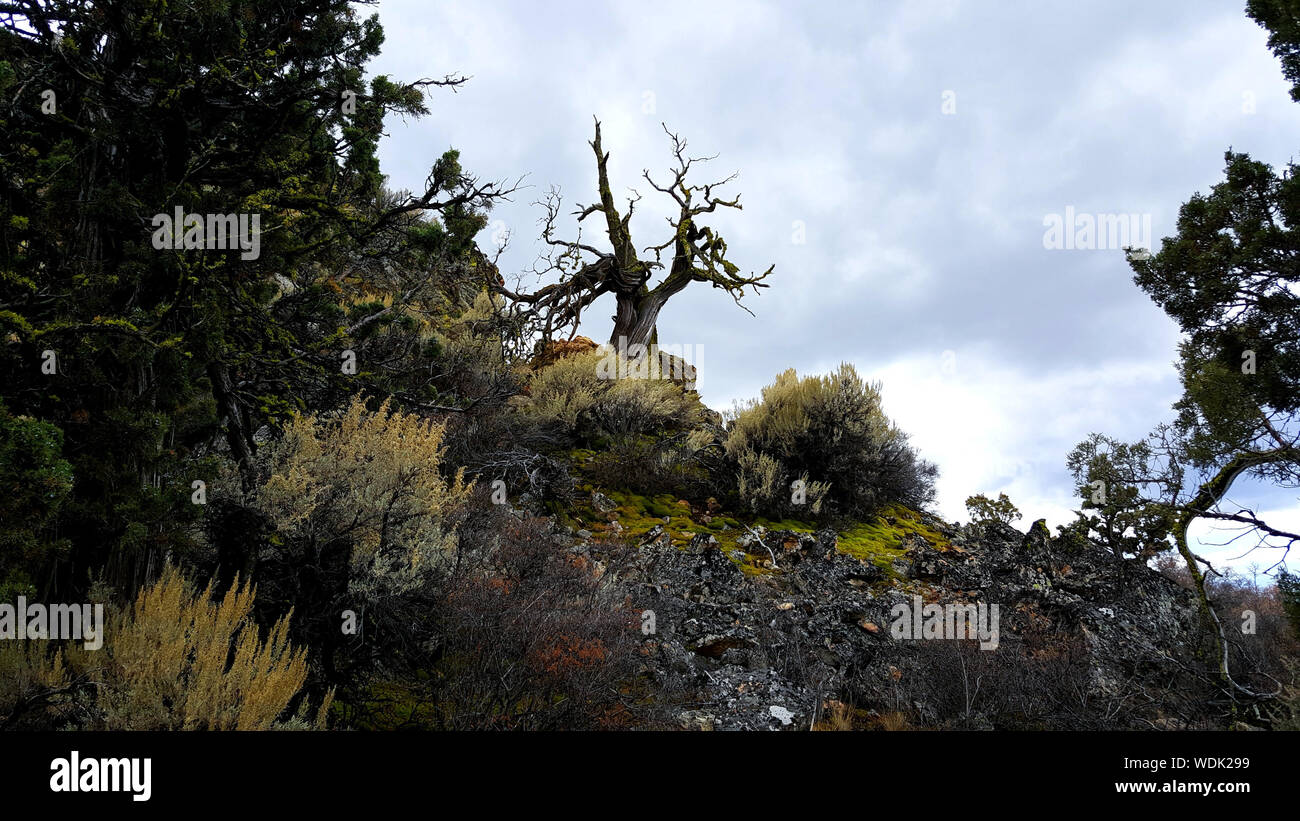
[{"left": 498, "top": 119, "right": 774, "bottom": 349}]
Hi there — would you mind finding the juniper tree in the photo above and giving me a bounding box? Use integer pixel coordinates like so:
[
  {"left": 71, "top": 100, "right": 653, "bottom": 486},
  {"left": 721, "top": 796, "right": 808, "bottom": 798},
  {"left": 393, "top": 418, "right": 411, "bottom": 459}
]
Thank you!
[
  {"left": 497, "top": 119, "right": 773, "bottom": 350},
  {"left": 0, "top": 0, "right": 509, "bottom": 592},
  {"left": 964, "top": 492, "right": 1022, "bottom": 528},
  {"left": 1065, "top": 0, "right": 1300, "bottom": 699}
]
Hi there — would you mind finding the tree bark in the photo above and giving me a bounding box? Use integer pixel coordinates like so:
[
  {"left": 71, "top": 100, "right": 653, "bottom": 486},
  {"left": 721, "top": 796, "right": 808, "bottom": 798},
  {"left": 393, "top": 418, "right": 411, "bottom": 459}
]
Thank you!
[
  {"left": 208, "top": 361, "right": 256, "bottom": 490},
  {"left": 610, "top": 289, "right": 665, "bottom": 349},
  {"left": 1171, "top": 450, "right": 1286, "bottom": 700}
]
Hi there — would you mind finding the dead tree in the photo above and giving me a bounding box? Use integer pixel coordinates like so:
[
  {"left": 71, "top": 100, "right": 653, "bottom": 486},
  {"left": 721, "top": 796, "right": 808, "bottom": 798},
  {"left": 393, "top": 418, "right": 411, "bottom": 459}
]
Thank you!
[{"left": 497, "top": 119, "right": 773, "bottom": 350}]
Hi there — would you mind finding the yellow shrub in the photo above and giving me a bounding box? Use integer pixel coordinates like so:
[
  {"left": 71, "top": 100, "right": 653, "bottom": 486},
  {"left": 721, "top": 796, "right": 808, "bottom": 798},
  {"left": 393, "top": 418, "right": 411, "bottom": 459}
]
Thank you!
[
  {"left": 517, "top": 348, "right": 704, "bottom": 438},
  {"left": 256, "top": 396, "right": 471, "bottom": 595},
  {"left": 5, "top": 567, "right": 328, "bottom": 730},
  {"left": 725, "top": 363, "right": 935, "bottom": 517},
  {"left": 78, "top": 566, "right": 322, "bottom": 730},
  {"left": 0, "top": 639, "right": 69, "bottom": 728},
  {"left": 516, "top": 349, "right": 604, "bottom": 430}
]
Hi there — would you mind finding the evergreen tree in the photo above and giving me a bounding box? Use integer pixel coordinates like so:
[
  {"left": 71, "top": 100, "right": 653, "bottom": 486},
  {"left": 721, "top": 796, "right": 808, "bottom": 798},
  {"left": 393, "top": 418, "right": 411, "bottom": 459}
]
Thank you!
[{"left": 0, "top": 0, "right": 506, "bottom": 594}]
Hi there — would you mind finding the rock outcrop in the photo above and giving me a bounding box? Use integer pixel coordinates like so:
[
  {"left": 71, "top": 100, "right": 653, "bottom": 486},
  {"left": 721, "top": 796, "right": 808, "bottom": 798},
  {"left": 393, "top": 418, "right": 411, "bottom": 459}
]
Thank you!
[
  {"left": 530, "top": 335, "right": 600, "bottom": 369},
  {"left": 570, "top": 511, "right": 1210, "bottom": 730}
]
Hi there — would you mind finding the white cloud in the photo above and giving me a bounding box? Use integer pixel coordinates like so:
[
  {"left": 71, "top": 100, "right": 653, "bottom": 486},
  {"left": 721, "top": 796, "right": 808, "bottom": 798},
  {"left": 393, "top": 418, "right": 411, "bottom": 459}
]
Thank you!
[
  {"left": 860, "top": 351, "right": 1176, "bottom": 525},
  {"left": 369, "top": 0, "right": 1297, "bottom": 578}
]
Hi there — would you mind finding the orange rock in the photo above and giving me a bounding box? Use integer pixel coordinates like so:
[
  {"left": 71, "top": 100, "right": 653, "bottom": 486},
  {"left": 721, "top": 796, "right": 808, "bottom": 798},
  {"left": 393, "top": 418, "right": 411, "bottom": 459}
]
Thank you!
[{"left": 530, "top": 335, "right": 599, "bottom": 370}]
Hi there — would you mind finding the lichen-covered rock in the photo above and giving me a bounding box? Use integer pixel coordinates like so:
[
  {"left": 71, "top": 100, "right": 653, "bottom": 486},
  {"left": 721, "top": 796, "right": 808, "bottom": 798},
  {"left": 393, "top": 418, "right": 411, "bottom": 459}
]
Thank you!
[{"left": 575, "top": 509, "right": 1211, "bottom": 730}]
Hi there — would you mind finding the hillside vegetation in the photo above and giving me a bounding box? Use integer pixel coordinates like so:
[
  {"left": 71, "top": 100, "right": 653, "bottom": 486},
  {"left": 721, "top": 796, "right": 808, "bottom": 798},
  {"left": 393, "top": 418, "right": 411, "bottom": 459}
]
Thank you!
[{"left": 1, "top": 0, "right": 1298, "bottom": 731}]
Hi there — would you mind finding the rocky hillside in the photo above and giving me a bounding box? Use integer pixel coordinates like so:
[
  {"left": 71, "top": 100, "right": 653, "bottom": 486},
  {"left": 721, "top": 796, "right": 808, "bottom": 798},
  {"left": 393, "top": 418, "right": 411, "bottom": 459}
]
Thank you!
[{"left": 556, "top": 492, "right": 1214, "bottom": 730}]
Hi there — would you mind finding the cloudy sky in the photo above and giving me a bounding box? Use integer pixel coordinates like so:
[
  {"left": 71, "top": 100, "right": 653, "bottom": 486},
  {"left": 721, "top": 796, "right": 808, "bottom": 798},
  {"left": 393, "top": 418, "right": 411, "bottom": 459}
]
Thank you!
[{"left": 368, "top": 0, "right": 1297, "bottom": 574}]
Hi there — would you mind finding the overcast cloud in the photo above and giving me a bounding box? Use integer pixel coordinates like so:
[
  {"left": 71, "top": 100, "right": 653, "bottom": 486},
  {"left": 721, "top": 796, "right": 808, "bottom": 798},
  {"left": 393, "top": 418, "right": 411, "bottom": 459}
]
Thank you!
[{"left": 369, "top": 0, "right": 1299, "bottom": 574}]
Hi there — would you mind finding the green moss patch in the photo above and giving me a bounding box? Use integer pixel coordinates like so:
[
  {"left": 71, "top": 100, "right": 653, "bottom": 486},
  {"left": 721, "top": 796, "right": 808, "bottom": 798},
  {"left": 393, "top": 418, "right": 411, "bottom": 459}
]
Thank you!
[
  {"left": 754, "top": 516, "right": 816, "bottom": 533},
  {"left": 836, "top": 504, "right": 950, "bottom": 575}
]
